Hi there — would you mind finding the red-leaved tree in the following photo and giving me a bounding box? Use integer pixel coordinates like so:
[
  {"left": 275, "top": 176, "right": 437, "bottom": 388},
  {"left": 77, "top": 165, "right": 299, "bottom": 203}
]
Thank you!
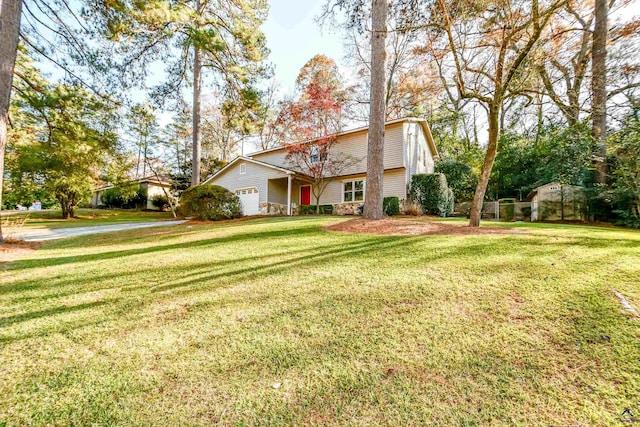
[
  {"left": 281, "top": 55, "right": 359, "bottom": 213},
  {"left": 278, "top": 54, "right": 347, "bottom": 140}
]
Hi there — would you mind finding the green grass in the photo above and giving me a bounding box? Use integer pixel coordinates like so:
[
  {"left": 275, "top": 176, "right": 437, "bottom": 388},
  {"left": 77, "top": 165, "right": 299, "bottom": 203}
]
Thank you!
[
  {"left": 2, "top": 208, "right": 174, "bottom": 230},
  {"left": 1, "top": 217, "right": 639, "bottom": 426}
]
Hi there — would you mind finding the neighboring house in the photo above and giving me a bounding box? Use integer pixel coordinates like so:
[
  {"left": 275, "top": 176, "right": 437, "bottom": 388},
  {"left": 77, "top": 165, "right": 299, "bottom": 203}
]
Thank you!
[
  {"left": 91, "top": 177, "right": 173, "bottom": 210},
  {"left": 529, "top": 182, "right": 586, "bottom": 221},
  {"left": 203, "top": 117, "right": 438, "bottom": 216}
]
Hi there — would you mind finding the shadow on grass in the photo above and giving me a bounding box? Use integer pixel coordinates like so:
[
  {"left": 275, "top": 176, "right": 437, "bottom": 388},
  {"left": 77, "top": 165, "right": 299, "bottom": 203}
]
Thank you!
[
  {"left": 1, "top": 233, "right": 410, "bottom": 344},
  {"left": 0, "top": 299, "right": 117, "bottom": 328},
  {"left": 150, "top": 235, "right": 411, "bottom": 294},
  {"left": 3, "top": 236, "right": 391, "bottom": 301},
  {"left": 0, "top": 235, "right": 560, "bottom": 346},
  {"left": 6, "top": 224, "right": 323, "bottom": 271},
  {"left": 3, "top": 217, "right": 639, "bottom": 349}
]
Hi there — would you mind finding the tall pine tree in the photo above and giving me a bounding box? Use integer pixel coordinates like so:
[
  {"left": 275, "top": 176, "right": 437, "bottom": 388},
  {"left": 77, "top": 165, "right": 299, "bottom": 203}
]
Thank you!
[{"left": 85, "top": 0, "right": 269, "bottom": 186}]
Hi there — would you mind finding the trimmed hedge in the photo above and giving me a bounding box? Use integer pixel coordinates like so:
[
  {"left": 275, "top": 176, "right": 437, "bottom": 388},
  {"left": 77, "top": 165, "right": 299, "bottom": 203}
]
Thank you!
[
  {"left": 298, "top": 205, "right": 316, "bottom": 215},
  {"left": 319, "top": 204, "right": 333, "bottom": 214},
  {"left": 383, "top": 196, "right": 400, "bottom": 216},
  {"left": 178, "top": 184, "right": 242, "bottom": 220},
  {"left": 299, "top": 204, "right": 334, "bottom": 215},
  {"left": 409, "top": 173, "right": 454, "bottom": 217}
]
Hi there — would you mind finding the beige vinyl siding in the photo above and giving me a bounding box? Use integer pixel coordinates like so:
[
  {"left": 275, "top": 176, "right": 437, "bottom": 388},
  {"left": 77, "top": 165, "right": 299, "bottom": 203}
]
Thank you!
[
  {"left": 293, "top": 183, "right": 304, "bottom": 205},
  {"left": 317, "top": 180, "right": 345, "bottom": 205},
  {"left": 404, "top": 122, "right": 436, "bottom": 187},
  {"left": 208, "top": 161, "right": 288, "bottom": 204},
  {"left": 417, "top": 124, "right": 435, "bottom": 173},
  {"left": 383, "top": 168, "right": 408, "bottom": 200},
  {"left": 251, "top": 122, "right": 405, "bottom": 174},
  {"left": 382, "top": 123, "right": 405, "bottom": 170},
  {"left": 267, "top": 179, "right": 288, "bottom": 205},
  {"left": 250, "top": 148, "right": 288, "bottom": 169},
  {"left": 312, "top": 168, "right": 407, "bottom": 205},
  {"left": 145, "top": 184, "right": 170, "bottom": 210},
  {"left": 327, "top": 132, "right": 367, "bottom": 176}
]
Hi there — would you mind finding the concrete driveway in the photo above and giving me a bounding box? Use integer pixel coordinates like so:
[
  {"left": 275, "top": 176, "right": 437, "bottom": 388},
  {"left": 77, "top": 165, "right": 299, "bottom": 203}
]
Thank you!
[{"left": 14, "top": 220, "right": 188, "bottom": 242}]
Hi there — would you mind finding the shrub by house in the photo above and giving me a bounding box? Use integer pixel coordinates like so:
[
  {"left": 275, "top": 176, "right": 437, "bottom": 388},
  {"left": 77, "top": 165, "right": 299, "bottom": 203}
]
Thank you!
[
  {"left": 179, "top": 184, "right": 242, "bottom": 220},
  {"left": 409, "top": 174, "right": 454, "bottom": 217}
]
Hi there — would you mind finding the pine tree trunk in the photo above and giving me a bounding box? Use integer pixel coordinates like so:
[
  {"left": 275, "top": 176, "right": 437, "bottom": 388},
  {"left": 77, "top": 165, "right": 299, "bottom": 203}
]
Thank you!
[
  {"left": 191, "top": 21, "right": 202, "bottom": 187},
  {"left": 363, "top": 0, "right": 388, "bottom": 220},
  {"left": 0, "top": 0, "right": 23, "bottom": 243},
  {"left": 142, "top": 134, "right": 148, "bottom": 177},
  {"left": 592, "top": 0, "right": 608, "bottom": 184},
  {"left": 136, "top": 141, "right": 142, "bottom": 178},
  {"left": 469, "top": 105, "right": 500, "bottom": 227}
]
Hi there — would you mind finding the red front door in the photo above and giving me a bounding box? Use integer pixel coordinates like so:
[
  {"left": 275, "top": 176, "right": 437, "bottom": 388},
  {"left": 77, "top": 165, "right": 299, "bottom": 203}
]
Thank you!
[{"left": 301, "top": 186, "right": 311, "bottom": 206}]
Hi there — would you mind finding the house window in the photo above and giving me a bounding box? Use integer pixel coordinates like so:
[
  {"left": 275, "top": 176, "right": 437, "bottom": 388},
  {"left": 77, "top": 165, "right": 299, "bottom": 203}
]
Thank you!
[
  {"left": 236, "top": 187, "right": 257, "bottom": 195},
  {"left": 343, "top": 179, "right": 365, "bottom": 203},
  {"left": 310, "top": 145, "right": 327, "bottom": 164},
  {"left": 239, "top": 163, "right": 246, "bottom": 174}
]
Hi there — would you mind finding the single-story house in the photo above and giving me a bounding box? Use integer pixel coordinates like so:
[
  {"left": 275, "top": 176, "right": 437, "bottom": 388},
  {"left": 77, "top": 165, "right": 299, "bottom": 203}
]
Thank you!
[
  {"left": 203, "top": 117, "right": 438, "bottom": 216},
  {"left": 528, "top": 182, "right": 586, "bottom": 221},
  {"left": 91, "top": 176, "right": 173, "bottom": 210}
]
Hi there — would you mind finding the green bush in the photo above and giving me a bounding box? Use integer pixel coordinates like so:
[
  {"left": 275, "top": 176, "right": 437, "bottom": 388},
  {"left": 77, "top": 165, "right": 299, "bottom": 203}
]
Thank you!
[
  {"left": 178, "top": 184, "right": 242, "bottom": 220},
  {"left": 613, "top": 209, "right": 640, "bottom": 228},
  {"left": 151, "top": 195, "right": 169, "bottom": 210},
  {"left": 100, "top": 188, "right": 122, "bottom": 208},
  {"left": 435, "top": 159, "right": 478, "bottom": 201},
  {"left": 409, "top": 173, "right": 454, "bottom": 217},
  {"left": 383, "top": 196, "right": 400, "bottom": 216},
  {"left": 521, "top": 206, "right": 532, "bottom": 221},
  {"left": 100, "top": 185, "right": 146, "bottom": 209},
  {"left": 299, "top": 205, "right": 317, "bottom": 215},
  {"left": 319, "top": 204, "right": 333, "bottom": 214}
]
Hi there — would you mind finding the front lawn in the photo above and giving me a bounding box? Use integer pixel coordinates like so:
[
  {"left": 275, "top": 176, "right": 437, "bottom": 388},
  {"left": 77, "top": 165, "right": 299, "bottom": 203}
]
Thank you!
[
  {"left": 2, "top": 208, "right": 175, "bottom": 231},
  {"left": 1, "top": 217, "right": 639, "bottom": 425}
]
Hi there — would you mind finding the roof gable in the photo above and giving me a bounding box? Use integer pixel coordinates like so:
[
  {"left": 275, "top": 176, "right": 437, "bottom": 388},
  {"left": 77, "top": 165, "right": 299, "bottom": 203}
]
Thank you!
[
  {"left": 96, "top": 176, "right": 171, "bottom": 192},
  {"left": 202, "top": 156, "right": 296, "bottom": 184}
]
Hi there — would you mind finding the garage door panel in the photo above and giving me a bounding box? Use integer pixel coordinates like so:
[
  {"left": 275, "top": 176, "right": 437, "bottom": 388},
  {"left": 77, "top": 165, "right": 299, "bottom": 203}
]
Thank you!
[{"left": 236, "top": 187, "right": 259, "bottom": 216}]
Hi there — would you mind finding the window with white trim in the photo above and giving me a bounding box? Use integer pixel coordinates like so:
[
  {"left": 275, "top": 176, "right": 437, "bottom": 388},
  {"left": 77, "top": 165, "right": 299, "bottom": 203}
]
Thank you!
[
  {"left": 239, "top": 163, "right": 246, "bottom": 174},
  {"left": 236, "top": 187, "right": 257, "bottom": 195},
  {"left": 343, "top": 179, "right": 365, "bottom": 202},
  {"left": 310, "top": 145, "right": 327, "bottom": 164}
]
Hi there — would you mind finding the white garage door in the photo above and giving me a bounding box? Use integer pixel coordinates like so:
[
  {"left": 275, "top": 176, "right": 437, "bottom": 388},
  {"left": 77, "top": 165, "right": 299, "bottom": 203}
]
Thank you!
[{"left": 236, "top": 188, "right": 259, "bottom": 216}]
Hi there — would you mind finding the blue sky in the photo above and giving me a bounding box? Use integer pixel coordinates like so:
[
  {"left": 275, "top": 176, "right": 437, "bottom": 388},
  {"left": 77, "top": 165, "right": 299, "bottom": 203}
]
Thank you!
[{"left": 261, "top": 0, "right": 345, "bottom": 96}]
